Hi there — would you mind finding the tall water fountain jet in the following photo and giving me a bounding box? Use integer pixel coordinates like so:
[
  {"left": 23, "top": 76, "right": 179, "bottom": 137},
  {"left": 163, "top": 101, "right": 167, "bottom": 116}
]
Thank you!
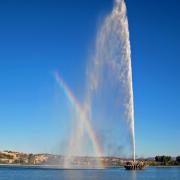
[
  {"left": 56, "top": 0, "right": 135, "bottom": 167},
  {"left": 85, "top": 0, "right": 135, "bottom": 161}
]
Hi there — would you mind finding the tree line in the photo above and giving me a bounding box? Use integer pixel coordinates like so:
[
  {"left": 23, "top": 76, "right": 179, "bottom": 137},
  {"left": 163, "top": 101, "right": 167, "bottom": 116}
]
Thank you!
[{"left": 154, "top": 156, "right": 180, "bottom": 166}]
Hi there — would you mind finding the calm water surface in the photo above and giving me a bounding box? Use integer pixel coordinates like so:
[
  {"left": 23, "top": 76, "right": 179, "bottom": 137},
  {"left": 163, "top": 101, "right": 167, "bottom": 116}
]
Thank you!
[{"left": 0, "top": 166, "right": 179, "bottom": 180}]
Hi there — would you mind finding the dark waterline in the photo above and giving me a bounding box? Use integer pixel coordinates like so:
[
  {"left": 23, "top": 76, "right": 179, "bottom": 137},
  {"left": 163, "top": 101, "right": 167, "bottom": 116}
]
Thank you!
[{"left": 0, "top": 166, "right": 179, "bottom": 180}]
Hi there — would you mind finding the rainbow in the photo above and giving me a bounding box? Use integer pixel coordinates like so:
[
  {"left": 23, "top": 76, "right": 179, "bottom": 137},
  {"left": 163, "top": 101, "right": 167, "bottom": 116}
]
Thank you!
[{"left": 54, "top": 71, "right": 104, "bottom": 167}]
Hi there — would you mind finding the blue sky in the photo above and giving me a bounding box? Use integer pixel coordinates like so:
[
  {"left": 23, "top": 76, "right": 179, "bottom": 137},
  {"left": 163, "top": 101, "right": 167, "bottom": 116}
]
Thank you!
[{"left": 0, "top": 0, "right": 179, "bottom": 157}]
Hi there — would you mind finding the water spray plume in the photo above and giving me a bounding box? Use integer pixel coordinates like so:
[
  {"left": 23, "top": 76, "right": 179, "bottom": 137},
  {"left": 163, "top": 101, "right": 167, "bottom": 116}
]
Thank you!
[
  {"left": 85, "top": 0, "right": 135, "bottom": 161},
  {"left": 55, "top": 0, "right": 135, "bottom": 166}
]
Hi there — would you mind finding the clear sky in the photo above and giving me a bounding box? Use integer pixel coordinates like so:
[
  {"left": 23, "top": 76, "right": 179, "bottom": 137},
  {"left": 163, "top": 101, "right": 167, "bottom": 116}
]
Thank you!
[{"left": 0, "top": 0, "right": 179, "bottom": 157}]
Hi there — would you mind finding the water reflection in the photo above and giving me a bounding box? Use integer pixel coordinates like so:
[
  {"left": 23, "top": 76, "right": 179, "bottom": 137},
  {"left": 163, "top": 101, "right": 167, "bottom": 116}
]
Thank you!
[{"left": 130, "top": 170, "right": 137, "bottom": 180}]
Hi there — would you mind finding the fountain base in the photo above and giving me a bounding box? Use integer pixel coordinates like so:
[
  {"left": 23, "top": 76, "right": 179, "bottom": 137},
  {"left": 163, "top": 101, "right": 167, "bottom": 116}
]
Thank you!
[{"left": 124, "top": 161, "right": 146, "bottom": 170}]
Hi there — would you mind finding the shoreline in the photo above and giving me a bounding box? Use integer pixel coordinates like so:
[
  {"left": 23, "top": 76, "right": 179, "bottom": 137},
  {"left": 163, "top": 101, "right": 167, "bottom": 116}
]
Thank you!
[{"left": 0, "top": 164, "right": 180, "bottom": 169}]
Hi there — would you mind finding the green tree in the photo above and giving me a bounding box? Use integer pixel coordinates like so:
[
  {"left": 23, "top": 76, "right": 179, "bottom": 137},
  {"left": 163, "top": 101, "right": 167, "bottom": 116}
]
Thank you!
[
  {"left": 176, "top": 156, "right": 180, "bottom": 163},
  {"left": 155, "top": 156, "right": 161, "bottom": 162}
]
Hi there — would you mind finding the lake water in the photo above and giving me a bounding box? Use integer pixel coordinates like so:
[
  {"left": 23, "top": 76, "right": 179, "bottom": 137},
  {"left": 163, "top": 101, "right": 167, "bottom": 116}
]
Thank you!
[{"left": 0, "top": 166, "right": 179, "bottom": 180}]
